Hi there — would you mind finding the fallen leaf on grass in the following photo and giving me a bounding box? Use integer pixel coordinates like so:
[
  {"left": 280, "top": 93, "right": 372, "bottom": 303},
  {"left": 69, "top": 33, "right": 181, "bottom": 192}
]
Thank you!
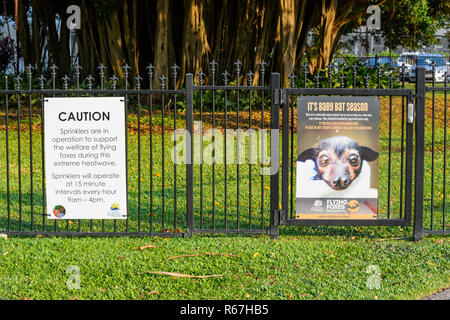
[
  {"left": 133, "top": 244, "right": 161, "bottom": 250},
  {"left": 167, "top": 254, "right": 202, "bottom": 260},
  {"left": 373, "top": 237, "right": 409, "bottom": 242},
  {"left": 149, "top": 290, "right": 159, "bottom": 295},
  {"left": 167, "top": 252, "right": 240, "bottom": 261},
  {"left": 141, "top": 271, "right": 223, "bottom": 279},
  {"left": 2, "top": 251, "right": 8, "bottom": 256},
  {"left": 206, "top": 252, "right": 240, "bottom": 258}
]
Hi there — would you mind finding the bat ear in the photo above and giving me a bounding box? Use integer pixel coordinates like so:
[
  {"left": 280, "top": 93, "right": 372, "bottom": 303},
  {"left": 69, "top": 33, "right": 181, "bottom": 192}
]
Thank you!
[
  {"left": 298, "top": 148, "right": 318, "bottom": 162},
  {"left": 360, "top": 146, "right": 378, "bottom": 161}
]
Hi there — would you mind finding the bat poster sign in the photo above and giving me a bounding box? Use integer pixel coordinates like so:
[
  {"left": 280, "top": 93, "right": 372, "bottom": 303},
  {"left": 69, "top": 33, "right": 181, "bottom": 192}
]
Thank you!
[
  {"left": 296, "top": 96, "right": 379, "bottom": 220},
  {"left": 44, "top": 97, "right": 127, "bottom": 220}
]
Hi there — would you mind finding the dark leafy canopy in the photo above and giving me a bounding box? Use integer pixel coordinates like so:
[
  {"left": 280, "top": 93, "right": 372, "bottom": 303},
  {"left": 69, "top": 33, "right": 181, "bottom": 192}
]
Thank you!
[
  {"left": 0, "top": 0, "right": 382, "bottom": 85},
  {"left": 0, "top": 0, "right": 447, "bottom": 86}
]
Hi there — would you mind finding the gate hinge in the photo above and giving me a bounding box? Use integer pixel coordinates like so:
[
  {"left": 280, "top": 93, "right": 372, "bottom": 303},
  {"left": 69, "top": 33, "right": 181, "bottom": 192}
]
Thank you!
[
  {"left": 272, "top": 209, "right": 282, "bottom": 226},
  {"left": 273, "top": 89, "right": 286, "bottom": 105}
]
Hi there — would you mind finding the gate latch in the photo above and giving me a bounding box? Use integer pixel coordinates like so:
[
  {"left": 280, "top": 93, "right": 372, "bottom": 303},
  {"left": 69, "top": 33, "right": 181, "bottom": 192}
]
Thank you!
[
  {"left": 273, "top": 89, "right": 286, "bottom": 105},
  {"left": 407, "top": 102, "right": 415, "bottom": 123}
]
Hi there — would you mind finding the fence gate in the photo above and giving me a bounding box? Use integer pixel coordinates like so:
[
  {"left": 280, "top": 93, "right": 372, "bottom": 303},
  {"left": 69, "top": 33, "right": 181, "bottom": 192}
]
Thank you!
[
  {"left": 268, "top": 72, "right": 416, "bottom": 237},
  {"left": 184, "top": 68, "right": 273, "bottom": 236}
]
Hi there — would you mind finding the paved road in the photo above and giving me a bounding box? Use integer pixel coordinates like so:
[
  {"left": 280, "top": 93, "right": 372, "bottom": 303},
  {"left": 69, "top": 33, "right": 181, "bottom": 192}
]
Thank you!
[{"left": 422, "top": 288, "right": 450, "bottom": 300}]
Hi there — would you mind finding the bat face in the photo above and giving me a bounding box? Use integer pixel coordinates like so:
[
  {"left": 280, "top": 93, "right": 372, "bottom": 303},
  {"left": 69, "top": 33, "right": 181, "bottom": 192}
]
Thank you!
[{"left": 298, "top": 136, "right": 378, "bottom": 191}]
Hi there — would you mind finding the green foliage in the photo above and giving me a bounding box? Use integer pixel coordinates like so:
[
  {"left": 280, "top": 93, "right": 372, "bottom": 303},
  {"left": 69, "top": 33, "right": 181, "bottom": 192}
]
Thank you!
[
  {"left": 192, "top": 84, "right": 266, "bottom": 113},
  {"left": 295, "top": 56, "right": 402, "bottom": 89},
  {"left": 379, "top": 0, "right": 448, "bottom": 50},
  {"left": 93, "top": 0, "right": 121, "bottom": 18}
]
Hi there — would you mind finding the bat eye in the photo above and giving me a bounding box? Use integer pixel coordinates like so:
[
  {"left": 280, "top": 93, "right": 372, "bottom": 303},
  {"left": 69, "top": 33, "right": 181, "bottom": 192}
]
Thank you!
[
  {"left": 319, "top": 155, "right": 329, "bottom": 166},
  {"left": 349, "top": 154, "right": 360, "bottom": 166}
]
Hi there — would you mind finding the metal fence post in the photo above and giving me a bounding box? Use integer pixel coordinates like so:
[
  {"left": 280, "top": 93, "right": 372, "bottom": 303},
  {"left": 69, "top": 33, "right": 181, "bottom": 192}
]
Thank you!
[
  {"left": 414, "top": 67, "right": 425, "bottom": 241},
  {"left": 186, "top": 73, "right": 194, "bottom": 237},
  {"left": 270, "top": 73, "right": 280, "bottom": 239}
]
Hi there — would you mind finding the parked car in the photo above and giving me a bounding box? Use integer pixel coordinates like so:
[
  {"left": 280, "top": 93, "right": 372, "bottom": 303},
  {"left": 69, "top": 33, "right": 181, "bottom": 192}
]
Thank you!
[
  {"left": 365, "top": 56, "right": 396, "bottom": 68},
  {"left": 408, "top": 53, "right": 447, "bottom": 83}
]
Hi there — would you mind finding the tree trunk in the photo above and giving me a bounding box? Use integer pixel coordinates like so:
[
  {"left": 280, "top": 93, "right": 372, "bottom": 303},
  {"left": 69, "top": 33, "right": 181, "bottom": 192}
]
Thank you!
[
  {"left": 278, "top": 0, "right": 310, "bottom": 87},
  {"left": 153, "top": 0, "right": 172, "bottom": 88},
  {"left": 181, "top": 0, "right": 210, "bottom": 79}
]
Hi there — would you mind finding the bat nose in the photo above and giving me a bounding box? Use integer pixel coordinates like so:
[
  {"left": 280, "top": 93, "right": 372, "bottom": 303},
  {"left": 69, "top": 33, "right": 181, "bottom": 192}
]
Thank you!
[{"left": 332, "top": 177, "right": 350, "bottom": 188}]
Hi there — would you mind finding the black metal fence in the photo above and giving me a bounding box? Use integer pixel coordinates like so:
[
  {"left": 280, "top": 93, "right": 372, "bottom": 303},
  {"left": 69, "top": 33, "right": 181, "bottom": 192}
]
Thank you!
[
  {"left": 414, "top": 68, "right": 449, "bottom": 240},
  {"left": 0, "top": 61, "right": 448, "bottom": 240}
]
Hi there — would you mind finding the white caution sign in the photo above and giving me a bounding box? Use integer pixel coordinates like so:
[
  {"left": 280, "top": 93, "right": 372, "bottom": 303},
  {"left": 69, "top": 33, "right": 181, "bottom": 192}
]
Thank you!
[{"left": 44, "top": 97, "right": 127, "bottom": 219}]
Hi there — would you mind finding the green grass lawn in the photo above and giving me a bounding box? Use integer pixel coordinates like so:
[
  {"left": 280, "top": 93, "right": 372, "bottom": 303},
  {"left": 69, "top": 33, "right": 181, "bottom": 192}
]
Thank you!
[
  {"left": 0, "top": 92, "right": 448, "bottom": 300},
  {"left": 0, "top": 233, "right": 448, "bottom": 300}
]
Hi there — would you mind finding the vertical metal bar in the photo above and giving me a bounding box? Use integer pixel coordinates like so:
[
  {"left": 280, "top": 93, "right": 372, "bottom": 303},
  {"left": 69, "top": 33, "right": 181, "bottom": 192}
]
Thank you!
[
  {"left": 99, "top": 65, "right": 106, "bottom": 233},
  {"left": 210, "top": 61, "right": 217, "bottom": 229},
  {"left": 123, "top": 64, "right": 131, "bottom": 233},
  {"left": 39, "top": 76, "right": 46, "bottom": 231},
  {"left": 400, "top": 66, "right": 406, "bottom": 218},
  {"left": 160, "top": 75, "right": 166, "bottom": 233},
  {"left": 404, "top": 92, "right": 414, "bottom": 224},
  {"left": 5, "top": 76, "right": 10, "bottom": 231},
  {"left": 197, "top": 72, "right": 204, "bottom": 229},
  {"left": 86, "top": 75, "right": 94, "bottom": 233},
  {"left": 16, "top": 76, "right": 22, "bottom": 231},
  {"left": 270, "top": 73, "right": 280, "bottom": 239},
  {"left": 430, "top": 66, "right": 436, "bottom": 230},
  {"left": 172, "top": 65, "right": 179, "bottom": 233},
  {"left": 289, "top": 97, "right": 294, "bottom": 217},
  {"left": 443, "top": 76, "right": 447, "bottom": 230},
  {"left": 235, "top": 61, "right": 242, "bottom": 229},
  {"left": 185, "top": 73, "right": 194, "bottom": 237},
  {"left": 223, "top": 71, "right": 229, "bottom": 229},
  {"left": 414, "top": 67, "right": 426, "bottom": 241},
  {"left": 75, "top": 64, "right": 82, "bottom": 232},
  {"left": 146, "top": 64, "right": 154, "bottom": 233},
  {"left": 50, "top": 65, "right": 57, "bottom": 232},
  {"left": 259, "top": 63, "right": 266, "bottom": 229},
  {"left": 110, "top": 74, "right": 118, "bottom": 233},
  {"left": 26, "top": 66, "right": 34, "bottom": 231},
  {"left": 387, "top": 77, "right": 393, "bottom": 218},
  {"left": 66, "top": 75, "right": 74, "bottom": 232},
  {"left": 281, "top": 96, "right": 289, "bottom": 222},
  {"left": 136, "top": 75, "right": 142, "bottom": 233},
  {"left": 248, "top": 72, "right": 253, "bottom": 229}
]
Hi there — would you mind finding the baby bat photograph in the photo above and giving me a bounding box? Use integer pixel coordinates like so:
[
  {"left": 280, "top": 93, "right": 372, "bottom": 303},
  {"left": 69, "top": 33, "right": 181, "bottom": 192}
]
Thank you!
[{"left": 296, "top": 96, "right": 380, "bottom": 220}]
